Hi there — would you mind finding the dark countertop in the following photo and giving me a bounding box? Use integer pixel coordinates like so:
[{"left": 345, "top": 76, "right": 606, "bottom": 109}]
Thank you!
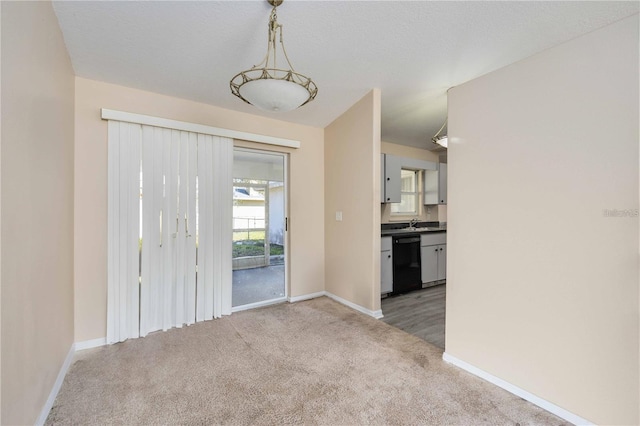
[{"left": 381, "top": 221, "right": 446, "bottom": 237}]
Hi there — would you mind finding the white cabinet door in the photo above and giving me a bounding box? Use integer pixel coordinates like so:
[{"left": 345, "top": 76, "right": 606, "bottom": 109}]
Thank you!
[
  {"left": 437, "top": 245, "right": 446, "bottom": 281},
  {"left": 380, "top": 154, "right": 385, "bottom": 204},
  {"left": 381, "top": 237, "right": 393, "bottom": 294},
  {"left": 421, "top": 243, "right": 446, "bottom": 283},
  {"left": 424, "top": 163, "right": 447, "bottom": 205},
  {"left": 438, "top": 163, "right": 447, "bottom": 204},
  {"left": 383, "top": 154, "right": 402, "bottom": 203},
  {"left": 381, "top": 250, "right": 393, "bottom": 294},
  {"left": 424, "top": 169, "right": 438, "bottom": 205},
  {"left": 421, "top": 245, "right": 439, "bottom": 283}
]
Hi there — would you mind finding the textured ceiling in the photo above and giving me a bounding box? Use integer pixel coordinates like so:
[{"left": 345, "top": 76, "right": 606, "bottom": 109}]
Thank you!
[{"left": 52, "top": 1, "right": 638, "bottom": 150}]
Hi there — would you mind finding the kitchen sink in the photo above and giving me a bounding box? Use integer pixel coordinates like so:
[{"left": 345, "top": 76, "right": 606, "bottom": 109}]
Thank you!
[{"left": 380, "top": 225, "right": 446, "bottom": 236}]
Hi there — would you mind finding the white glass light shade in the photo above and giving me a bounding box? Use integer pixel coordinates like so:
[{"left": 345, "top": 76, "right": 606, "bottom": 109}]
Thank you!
[
  {"left": 239, "top": 79, "right": 310, "bottom": 113},
  {"left": 433, "top": 135, "right": 448, "bottom": 148}
]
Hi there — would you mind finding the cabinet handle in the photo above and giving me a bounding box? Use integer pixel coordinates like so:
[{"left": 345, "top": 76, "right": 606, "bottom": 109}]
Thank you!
[
  {"left": 435, "top": 248, "right": 438, "bottom": 252},
  {"left": 387, "top": 177, "right": 390, "bottom": 181},
  {"left": 387, "top": 255, "right": 391, "bottom": 258}
]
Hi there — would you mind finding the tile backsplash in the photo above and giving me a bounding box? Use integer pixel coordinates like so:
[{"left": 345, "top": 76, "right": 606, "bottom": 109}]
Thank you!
[{"left": 380, "top": 203, "right": 446, "bottom": 224}]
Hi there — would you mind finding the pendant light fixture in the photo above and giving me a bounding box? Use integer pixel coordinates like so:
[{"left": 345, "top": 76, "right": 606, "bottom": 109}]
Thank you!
[
  {"left": 432, "top": 118, "right": 448, "bottom": 148},
  {"left": 230, "top": 0, "right": 318, "bottom": 113}
]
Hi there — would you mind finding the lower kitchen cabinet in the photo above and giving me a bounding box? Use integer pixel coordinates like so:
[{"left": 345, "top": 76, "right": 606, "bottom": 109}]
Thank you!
[
  {"left": 420, "top": 232, "right": 446, "bottom": 284},
  {"left": 421, "top": 244, "right": 446, "bottom": 283},
  {"left": 437, "top": 244, "right": 446, "bottom": 281},
  {"left": 381, "top": 236, "right": 393, "bottom": 294}
]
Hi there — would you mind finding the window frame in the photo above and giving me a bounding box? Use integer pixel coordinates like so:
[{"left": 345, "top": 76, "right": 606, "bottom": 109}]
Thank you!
[{"left": 390, "top": 168, "right": 420, "bottom": 216}]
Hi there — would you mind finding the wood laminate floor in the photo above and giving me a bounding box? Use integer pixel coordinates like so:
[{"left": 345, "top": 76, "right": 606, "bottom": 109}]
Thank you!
[{"left": 381, "top": 284, "right": 446, "bottom": 349}]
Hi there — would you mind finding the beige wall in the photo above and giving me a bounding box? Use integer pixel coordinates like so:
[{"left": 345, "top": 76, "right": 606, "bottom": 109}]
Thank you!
[
  {"left": 447, "top": 15, "right": 639, "bottom": 425},
  {"left": 74, "top": 78, "right": 325, "bottom": 342},
  {"left": 381, "top": 141, "right": 439, "bottom": 163},
  {"left": 380, "top": 141, "right": 441, "bottom": 223},
  {"left": 1, "top": 2, "right": 75, "bottom": 424},
  {"left": 325, "top": 90, "right": 381, "bottom": 312}
]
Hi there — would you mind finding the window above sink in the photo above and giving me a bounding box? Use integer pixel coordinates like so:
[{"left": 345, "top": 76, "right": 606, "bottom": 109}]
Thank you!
[{"left": 391, "top": 169, "right": 418, "bottom": 216}]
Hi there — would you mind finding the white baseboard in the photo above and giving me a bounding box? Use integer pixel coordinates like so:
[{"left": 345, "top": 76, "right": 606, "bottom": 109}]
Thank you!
[
  {"left": 289, "top": 291, "right": 384, "bottom": 319},
  {"left": 75, "top": 337, "right": 107, "bottom": 351},
  {"left": 231, "top": 297, "right": 287, "bottom": 313},
  {"left": 288, "top": 291, "right": 326, "bottom": 303},
  {"left": 371, "top": 309, "right": 384, "bottom": 319},
  {"left": 36, "top": 343, "right": 75, "bottom": 426},
  {"left": 325, "top": 291, "right": 384, "bottom": 319},
  {"left": 442, "top": 352, "right": 593, "bottom": 426}
]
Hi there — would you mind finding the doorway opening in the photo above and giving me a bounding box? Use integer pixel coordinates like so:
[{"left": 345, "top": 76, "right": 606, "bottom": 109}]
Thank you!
[{"left": 232, "top": 148, "right": 287, "bottom": 309}]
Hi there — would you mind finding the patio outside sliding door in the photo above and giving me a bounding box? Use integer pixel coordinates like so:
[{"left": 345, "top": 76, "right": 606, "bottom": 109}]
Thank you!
[{"left": 232, "top": 148, "right": 287, "bottom": 309}]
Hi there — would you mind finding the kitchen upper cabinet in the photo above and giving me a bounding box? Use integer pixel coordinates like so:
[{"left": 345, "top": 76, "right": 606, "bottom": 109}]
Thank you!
[
  {"left": 438, "top": 163, "right": 447, "bottom": 204},
  {"left": 381, "top": 236, "right": 393, "bottom": 294},
  {"left": 382, "top": 154, "right": 402, "bottom": 203},
  {"left": 382, "top": 154, "right": 437, "bottom": 204},
  {"left": 380, "top": 154, "right": 385, "bottom": 203},
  {"left": 424, "top": 169, "right": 438, "bottom": 205},
  {"left": 423, "top": 162, "right": 447, "bottom": 205}
]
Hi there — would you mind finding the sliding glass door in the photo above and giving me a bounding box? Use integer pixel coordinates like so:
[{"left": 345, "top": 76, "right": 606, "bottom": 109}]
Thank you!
[{"left": 232, "top": 148, "right": 287, "bottom": 308}]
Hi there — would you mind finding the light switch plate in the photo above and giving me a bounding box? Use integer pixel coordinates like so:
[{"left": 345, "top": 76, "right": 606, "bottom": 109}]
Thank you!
[{"left": 335, "top": 211, "right": 343, "bottom": 221}]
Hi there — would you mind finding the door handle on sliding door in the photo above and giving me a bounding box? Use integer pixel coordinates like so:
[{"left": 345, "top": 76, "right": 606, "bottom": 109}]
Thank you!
[
  {"left": 172, "top": 217, "right": 178, "bottom": 238},
  {"left": 159, "top": 210, "right": 163, "bottom": 247},
  {"left": 185, "top": 214, "right": 191, "bottom": 237}
]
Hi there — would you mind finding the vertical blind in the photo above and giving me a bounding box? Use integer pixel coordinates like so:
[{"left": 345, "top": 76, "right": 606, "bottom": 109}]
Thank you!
[{"left": 107, "top": 120, "right": 233, "bottom": 344}]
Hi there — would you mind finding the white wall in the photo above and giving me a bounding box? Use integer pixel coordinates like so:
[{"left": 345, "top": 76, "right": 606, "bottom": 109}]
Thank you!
[
  {"left": 1, "top": 1, "right": 75, "bottom": 423},
  {"left": 447, "top": 15, "right": 639, "bottom": 425}
]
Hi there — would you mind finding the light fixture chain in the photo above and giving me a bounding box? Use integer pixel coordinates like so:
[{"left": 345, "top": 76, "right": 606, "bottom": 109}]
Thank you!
[
  {"left": 269, "top": 5, "right": 278, "bottom": 70},
  {"left": 268, "top": 3, "right": 297, "bottom": 75}
]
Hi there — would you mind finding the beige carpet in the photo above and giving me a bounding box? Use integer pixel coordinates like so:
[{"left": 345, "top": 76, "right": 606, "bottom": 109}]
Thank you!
[{"left": 47, "top": 297, "right": 565, "bottom": 425}]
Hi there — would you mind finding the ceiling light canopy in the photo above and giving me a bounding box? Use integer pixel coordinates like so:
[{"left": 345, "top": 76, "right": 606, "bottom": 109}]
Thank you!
[
  {"left": 432, "top": 118, "right": 448, "bottom": 149},
  {"left": 230, "top": 0, "right": 318, "bottom": 113}
]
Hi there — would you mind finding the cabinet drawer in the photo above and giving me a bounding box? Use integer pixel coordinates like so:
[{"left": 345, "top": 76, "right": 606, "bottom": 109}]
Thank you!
[
  {"left": 420, "top": 232, "right": 446, "bottom": 246},
  {"left": 381, "top": 236, "right": 392, "bottom": 251}
]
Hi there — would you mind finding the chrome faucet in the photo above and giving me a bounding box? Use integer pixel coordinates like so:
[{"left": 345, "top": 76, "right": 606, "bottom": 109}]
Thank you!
[{"left": 409, "top": 218, "right": 419, "bottom": 228}]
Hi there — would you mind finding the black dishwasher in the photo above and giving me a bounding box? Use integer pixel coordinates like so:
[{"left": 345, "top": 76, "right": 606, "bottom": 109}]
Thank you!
[{"left": 392, "top": 235, "right": 422, "bottom": 294}]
